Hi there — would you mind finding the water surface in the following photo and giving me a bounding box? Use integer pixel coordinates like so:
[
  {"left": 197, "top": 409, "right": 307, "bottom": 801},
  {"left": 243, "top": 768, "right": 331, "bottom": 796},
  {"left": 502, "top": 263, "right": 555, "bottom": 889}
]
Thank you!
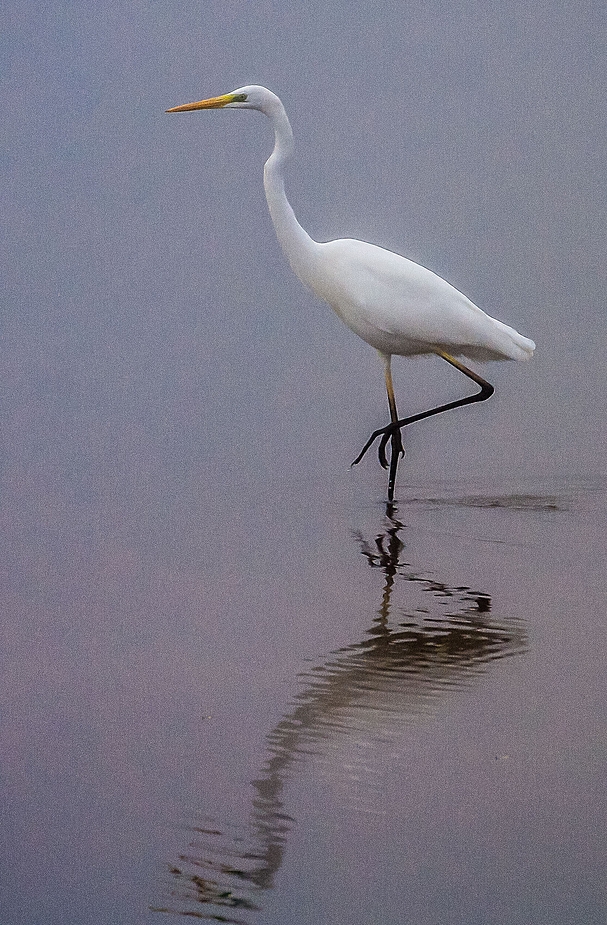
[
  {"left": 2, "top": 2, "right": 606, "bottom": 922},
  {"left": 2, "top": 469, "right": 604, "bottom": 925}
]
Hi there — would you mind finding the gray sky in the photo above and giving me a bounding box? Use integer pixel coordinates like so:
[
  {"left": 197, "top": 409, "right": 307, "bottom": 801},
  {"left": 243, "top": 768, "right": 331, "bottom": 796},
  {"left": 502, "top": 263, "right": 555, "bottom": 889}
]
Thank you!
[
  {"left": 1, "top": 5, "right": 607, "bottom": 923},
  {"left": 2, "top": 0, "right": 606, "bottom": 492}
]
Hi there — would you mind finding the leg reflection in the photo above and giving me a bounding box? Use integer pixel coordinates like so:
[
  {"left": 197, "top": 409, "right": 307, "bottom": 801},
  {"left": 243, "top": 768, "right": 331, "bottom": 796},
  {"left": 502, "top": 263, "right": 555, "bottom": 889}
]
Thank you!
[{"left": 152, "top": 505, "right": 525, "bottom": 923}]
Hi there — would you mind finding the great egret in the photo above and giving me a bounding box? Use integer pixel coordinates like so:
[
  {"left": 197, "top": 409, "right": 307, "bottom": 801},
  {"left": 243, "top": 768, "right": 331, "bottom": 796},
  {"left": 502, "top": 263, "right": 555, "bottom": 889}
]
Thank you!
[{"left": 167, "top": 85, "right": 535, "bottom": 500}]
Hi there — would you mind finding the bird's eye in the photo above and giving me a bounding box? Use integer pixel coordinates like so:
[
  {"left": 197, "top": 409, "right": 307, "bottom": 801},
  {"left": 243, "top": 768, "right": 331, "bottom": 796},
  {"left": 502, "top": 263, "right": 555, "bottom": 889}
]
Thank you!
[{"left": 232, "top": 93, "right": 247, "bottom": 103}]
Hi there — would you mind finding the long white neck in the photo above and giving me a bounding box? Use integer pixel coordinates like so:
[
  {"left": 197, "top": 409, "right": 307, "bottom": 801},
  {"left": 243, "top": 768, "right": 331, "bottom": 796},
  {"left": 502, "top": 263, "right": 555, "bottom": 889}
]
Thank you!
[{"left": 262, "top": 99, "right": 321, "bottom": 286}]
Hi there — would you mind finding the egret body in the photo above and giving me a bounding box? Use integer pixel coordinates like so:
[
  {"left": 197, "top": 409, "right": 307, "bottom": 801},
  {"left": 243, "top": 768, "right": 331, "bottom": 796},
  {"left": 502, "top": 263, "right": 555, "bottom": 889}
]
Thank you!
[{"left": 167, "top": 85, "right": 535, "bottom": 500}]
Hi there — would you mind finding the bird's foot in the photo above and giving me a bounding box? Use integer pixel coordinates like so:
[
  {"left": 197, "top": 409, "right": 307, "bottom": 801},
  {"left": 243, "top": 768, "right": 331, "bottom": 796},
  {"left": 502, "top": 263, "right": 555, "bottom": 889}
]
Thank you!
[
  {"left": 351, "top": 422, "right": 404, "bottom": 469},
  {"left": 378, "top": 426, "right": 405, "bottom": 470},
  {"left": 351, "top": 425, "right": 389, "bottom": 467}
]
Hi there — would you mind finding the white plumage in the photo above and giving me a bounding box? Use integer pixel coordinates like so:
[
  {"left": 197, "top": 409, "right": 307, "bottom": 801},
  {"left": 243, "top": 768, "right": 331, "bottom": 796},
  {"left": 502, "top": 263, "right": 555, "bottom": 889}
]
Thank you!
[{"left": 167, "top": 85, "right": 535, "bottom": 499}]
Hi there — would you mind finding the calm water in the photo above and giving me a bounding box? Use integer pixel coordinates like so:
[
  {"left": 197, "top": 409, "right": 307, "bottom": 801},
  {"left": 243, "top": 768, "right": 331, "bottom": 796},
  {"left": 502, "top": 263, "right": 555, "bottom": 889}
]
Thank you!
[
  {"left": 1, "top": 465, "right": 605, "bottom": 925},
  {"left": 3, "top": 3, "right": 606, "bottom": 922}
]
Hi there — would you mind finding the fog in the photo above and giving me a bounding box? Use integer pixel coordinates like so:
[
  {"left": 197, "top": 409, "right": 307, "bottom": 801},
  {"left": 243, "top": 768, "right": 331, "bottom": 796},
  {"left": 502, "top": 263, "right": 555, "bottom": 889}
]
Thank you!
[{"left": 1, "top": 3, "right": 606, "bottom": 923}]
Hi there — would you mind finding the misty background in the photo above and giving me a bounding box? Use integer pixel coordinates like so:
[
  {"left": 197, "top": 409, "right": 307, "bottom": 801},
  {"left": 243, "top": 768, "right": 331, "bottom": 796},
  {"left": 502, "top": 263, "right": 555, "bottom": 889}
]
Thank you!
[
  {"left": 3, "top": 1, "right": 605, "bottom": 497},
  {"left": 1, "top": 2, "right": 606, "bottom": 924}
]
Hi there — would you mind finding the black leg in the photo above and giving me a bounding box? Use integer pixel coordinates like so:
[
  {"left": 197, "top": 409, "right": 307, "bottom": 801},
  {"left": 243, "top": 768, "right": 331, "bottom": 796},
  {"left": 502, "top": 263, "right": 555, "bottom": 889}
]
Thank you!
[
  {"left": 352, "top": 351, "right": 495, "bottom": 470},
  {"left": 378, "top": 354, "right": 405, "bottom": 501}
]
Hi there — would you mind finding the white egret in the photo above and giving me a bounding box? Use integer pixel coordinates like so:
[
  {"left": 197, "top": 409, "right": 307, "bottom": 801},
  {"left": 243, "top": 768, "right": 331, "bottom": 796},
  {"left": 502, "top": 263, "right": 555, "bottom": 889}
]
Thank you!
[{"left": 167, "top": 86, "right": 535, "bottom": 500}]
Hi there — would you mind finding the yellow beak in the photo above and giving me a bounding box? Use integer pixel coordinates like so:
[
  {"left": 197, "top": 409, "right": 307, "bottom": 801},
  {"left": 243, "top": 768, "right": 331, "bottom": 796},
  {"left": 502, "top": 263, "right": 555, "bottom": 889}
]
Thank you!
[{"left": 166, "top": 93, "right": 236, "bottom": 113}]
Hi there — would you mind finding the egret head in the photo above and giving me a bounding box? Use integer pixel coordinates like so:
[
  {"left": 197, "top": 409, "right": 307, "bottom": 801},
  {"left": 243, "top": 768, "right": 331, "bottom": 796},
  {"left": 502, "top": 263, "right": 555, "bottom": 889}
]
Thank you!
[{"left": 166, "top": 85, "right": 281, "bottom": 116}]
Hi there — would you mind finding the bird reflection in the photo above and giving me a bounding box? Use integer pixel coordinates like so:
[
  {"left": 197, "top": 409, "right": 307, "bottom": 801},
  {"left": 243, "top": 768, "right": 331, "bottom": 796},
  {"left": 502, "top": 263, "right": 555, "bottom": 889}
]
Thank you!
[{"left": 152, "top": 503, "right": 526, "bottom": 922}]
